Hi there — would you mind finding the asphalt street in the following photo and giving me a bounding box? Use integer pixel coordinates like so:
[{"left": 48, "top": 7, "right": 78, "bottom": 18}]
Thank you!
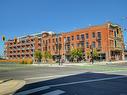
[
  {"left": 14, "top": 72, "right": 127, "bottom": 95},
  {"left": 1, "top": 63, "right": 127, "bottom": 95}
]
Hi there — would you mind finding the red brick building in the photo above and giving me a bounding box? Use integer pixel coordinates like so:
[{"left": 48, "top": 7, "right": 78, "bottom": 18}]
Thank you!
[{"left": 4, "top": 22, "right": 125, "bottom": 62}]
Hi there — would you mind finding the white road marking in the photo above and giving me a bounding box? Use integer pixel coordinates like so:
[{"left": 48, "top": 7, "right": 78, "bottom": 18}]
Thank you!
[
  {"left": 15, "top": 86, "right": 50, "bottom": 95},
  {"left": 48, "top": 76, "right": 127, "bottom": 87},
  {"left": 16, "top": 76, "right": 127, "bottom": 95},
  {"left": 42, "top": 90, "right": 65, "bottom": 95},
  {"left": 24, "top": 72, "right": 82, "bottom": 80},
  {"left": 24, "top": 70, "right": 127, "bottom": 81}
]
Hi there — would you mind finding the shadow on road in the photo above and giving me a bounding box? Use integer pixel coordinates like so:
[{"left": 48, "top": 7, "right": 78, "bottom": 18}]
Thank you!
[{"left": 14, "top": 72, "right": 127, "bottom": 95}]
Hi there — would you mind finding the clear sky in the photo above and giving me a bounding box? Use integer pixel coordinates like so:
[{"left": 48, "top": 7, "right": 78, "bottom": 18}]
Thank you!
[{"left": 0, "top": 0, "right": 127, "bottom": 56}]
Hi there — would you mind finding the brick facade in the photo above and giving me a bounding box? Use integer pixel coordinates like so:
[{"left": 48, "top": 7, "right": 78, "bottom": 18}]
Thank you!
[{"left": 4, "top": 22, "right": 125, "bottom": 62}]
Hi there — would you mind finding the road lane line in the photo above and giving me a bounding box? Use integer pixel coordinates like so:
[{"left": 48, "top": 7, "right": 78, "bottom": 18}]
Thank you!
[
  {"left": 42, "top": 90, "right": 65, "bottom": 95},
  {"left": 24, "top": 72, "right": 82, "bottom": 80},
  {"left": 15, "top": 86, "right": 50, "bottom": 95},
  {"left": 15, "top": 76, "right": 127, "bottom": 95},
  {"left": 24, "top": 70, "right": 127, "bottom": 81},
  {"left": 48, "top": 76, "right": 127, "bottom": 87}
]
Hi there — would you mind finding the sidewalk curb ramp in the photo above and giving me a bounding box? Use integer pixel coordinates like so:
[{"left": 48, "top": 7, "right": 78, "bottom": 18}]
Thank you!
[
  {"left": 0, "top": 79, "right": 13, "bottom": 84},
  {"left": 0, "top": 79, "right": 25, "bottom": 95}
]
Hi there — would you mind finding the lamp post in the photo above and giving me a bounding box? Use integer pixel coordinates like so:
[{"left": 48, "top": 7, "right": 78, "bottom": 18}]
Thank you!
[
  {"left": 56, "top": 34, "right": 61, "bottom": 65},
  {"left": 90, "top": 45, "right": 94, "bottom": 64}
]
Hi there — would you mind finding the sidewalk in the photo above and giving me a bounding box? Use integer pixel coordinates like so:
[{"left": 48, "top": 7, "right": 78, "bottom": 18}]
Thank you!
[
  {"left": 32, "top": 60, "right": 127, "bottom": 67},
  {"left": 0, "top": 79, "right": 25, "bottom": 95}
]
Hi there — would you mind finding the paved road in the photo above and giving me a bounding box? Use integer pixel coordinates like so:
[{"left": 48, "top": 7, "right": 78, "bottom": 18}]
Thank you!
[
  {"left": 1, "top": 63, "right": 127, "bottom": 95},
  {"left": 14, "top": 72, "right": 127, "bottom": 95},
  {"left": 0, "top": 65, "right": 88, "bottom": 83}
]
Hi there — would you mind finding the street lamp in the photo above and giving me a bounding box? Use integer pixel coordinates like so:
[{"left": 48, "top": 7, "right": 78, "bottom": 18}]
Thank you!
[
  {"left": 90, "top": 45, "right": 94, "bottom": 64},
  {"left": 56, "top": 34, "right": 61, "bottom": 65}
]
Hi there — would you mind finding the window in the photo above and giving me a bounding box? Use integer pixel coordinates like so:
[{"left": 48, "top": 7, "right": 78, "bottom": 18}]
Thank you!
[
  {"left": 92, "top": 32, "right": 95, "bottom": 38},
  {"left": 117, "top": 29, "right": 119, "bottom": 35},
  {"left": 115, "top": 40, "right": 117, "bottom": 47},
  {"left": 114, "top": 31, "right": 117, "bottom": 37},
  {"left": 92, "top": 41, "right": 96, "bottom": 48},
  {"left": 97, "top": 32, "right": 101, "bottom": 39},
  {"left": 72, "top": 36, "right": 74, "bottom": 40},
  {"left": 59, "top": 37, "right": 61, "bottom": 42},
  {"left": 77, "top": 35, "right": 79, "bottom": 40},
  {"left": 98, "top": 40, "right": 101, "bottom": 48},
  {"left": 81, "top": 42, "right": 84, "bottom": 47},
  {"left": 86, "top": 42, "right": 89, "bottom": 48},
  {"left": 56, "top": 38, "right": 58, "bottom": 42},
  {"left": 67, "top": 44, "right": 70, "bottom": 50},
  {"left": 52, "top": 39, "right": 54, "bottom": 43},
  {"left": 86, "top": 33, "right": 89, "bottom": 39},
  {"left": 67, "top": 37, "right": 70, "bottom": 41},
  {"left": 46, "top": 40, "right": 48, "bottom": 44},
  {"left": 81, "top": 34, "right": 84, "bottom": 39}
]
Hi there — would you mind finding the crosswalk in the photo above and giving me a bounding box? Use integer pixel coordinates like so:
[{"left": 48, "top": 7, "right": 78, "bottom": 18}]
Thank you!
[
  {"left": 15, "top": 76, "right": 127, "bottom": 95},
  {"left": 42, "top": 90, "right": 65, "bottom": 95},
  {"left": 14, "top": 86, "right": 65, "bottom": 95}
]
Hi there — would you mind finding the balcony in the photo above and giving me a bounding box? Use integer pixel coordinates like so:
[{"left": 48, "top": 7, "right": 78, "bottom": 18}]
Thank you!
[
  {"left": 79, "top": 38, "right": 85, "bottom": 42},
  {"left": 110, "top": 46, "right": 122, "bottom": 51},
  {"left": 109, "top": 35, "right": 122, "bottom": 41},
  {"left": 65, "top": 40, "right": 70, "bottom": 44},
  {"left": 115, "top": 36, "right": 122, "bottom": 41},
  {"left": 96, "top": 47, "right": 102, "bottom": 51}
]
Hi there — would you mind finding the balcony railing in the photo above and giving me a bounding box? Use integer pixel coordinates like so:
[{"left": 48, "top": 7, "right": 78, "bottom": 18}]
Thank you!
[
  {"left": 65, "top": 40, "right": 70, "bottom": 44},
  {"left": 96, "top": 47, "right": 102, "bottom": 51},
  {"left": 110, "top": 46, "right": 122, "bottom": 51},
  {"left": 79, "top": 38, "right": 85, "bottom": 41}
]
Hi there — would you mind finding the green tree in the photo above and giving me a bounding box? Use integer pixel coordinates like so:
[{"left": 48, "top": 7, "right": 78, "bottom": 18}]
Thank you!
[
  {"left": 93, "top": 49, "right": 99, "bottom": 59},
  {"left": 70, "top": 48, "right": 83, "bottom": 62},
  {"left": 70, "top": 48, "right": 77, "bottom": 59},
  {"left": 86, "top": 50, "right": 90, "bottom": 57},
  {"left": 76, "top": 48, "right": 83, "bottom": 58},
  {"left": 34, "top": 50, "right": 42, "bottom": 62},
  {"left": 42, "top": 51, "right": 52, "bottom": 63}
]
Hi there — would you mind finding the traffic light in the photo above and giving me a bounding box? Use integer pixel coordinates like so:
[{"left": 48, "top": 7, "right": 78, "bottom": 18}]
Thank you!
[
  {"left": 14, "top": 37, "right": 17, "bottom": 44},
  {"left": 2, "top": 35, "right": 5, "bottom": 41}
]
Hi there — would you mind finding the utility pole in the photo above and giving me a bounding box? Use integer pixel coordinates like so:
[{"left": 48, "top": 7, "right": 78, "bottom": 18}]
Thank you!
[
  {"left": 56, "top": 33, "right": 61, "bottom": 65},
  {"left": 90, "top": 45, "right": 94, "bottom": 64}
]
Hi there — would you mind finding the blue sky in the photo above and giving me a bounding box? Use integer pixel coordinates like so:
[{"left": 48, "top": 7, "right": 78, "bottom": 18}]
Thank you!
[{"left": 0, "top": 0, "right": 127, "bottom": 56}]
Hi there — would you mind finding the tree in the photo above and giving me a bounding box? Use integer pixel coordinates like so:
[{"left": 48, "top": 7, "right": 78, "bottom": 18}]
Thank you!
[
  {"left": 42, "top": 51, "right": 52, "bottom": 63},
  {"left": 70, "top": 48, "right": 83, "bottom": 62},
  {"left": 34, "top": 50, "right": 42, "bottom": 62},
  {"left": 93, "top": 49, "right": 99, "bottom": 60},
  {"left": 70, "top": 48, "right": 77, "bottom": 59},
  {"left": 86, "top": 50, "right": 90, "bottom": 57}
]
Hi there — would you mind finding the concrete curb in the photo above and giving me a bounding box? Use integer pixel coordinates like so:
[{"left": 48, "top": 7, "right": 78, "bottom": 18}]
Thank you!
[
  {"left": 0, "top": 79, "right": 13, "bottom": 84},
  {"left": 0, "top": 79, "right": 25, "bottom": 95}
]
